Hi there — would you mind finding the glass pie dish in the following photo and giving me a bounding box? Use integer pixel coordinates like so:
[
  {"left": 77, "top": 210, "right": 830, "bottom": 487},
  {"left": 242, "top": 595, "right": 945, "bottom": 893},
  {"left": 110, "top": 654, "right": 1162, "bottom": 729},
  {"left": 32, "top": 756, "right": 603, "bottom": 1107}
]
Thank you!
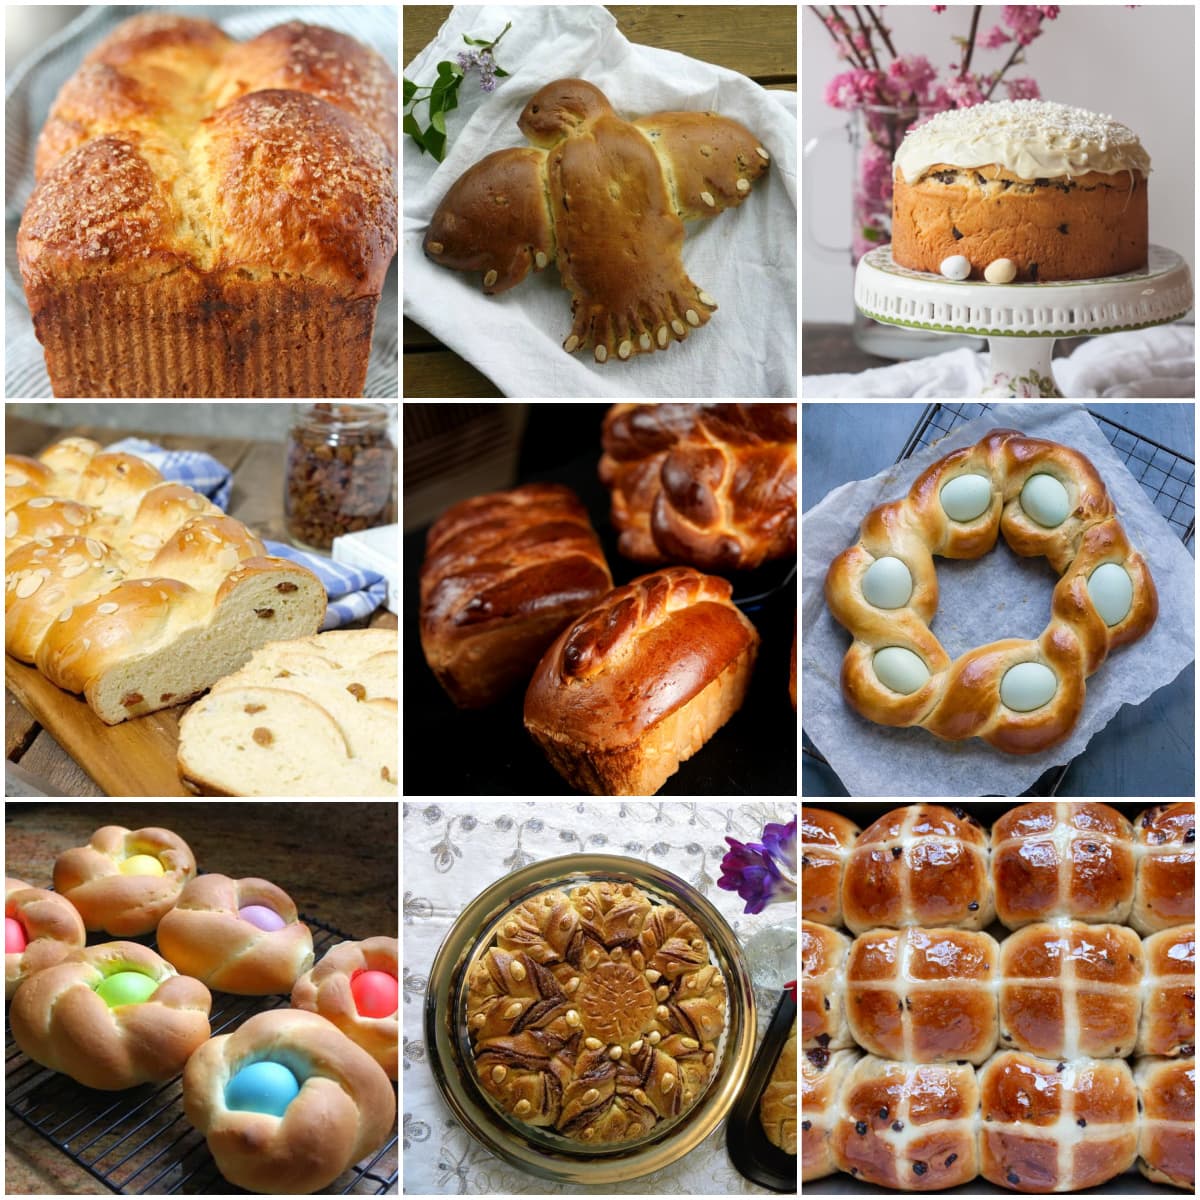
[{"left": 425, "top": 853, "right": 757, "bottom": 1183}]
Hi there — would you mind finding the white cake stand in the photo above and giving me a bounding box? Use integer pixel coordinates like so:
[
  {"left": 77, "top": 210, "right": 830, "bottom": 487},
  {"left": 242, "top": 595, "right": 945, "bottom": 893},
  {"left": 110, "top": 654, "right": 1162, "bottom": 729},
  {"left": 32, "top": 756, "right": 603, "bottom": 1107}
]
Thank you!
[{"left": 854, "top": 245, "right": 1193, "bottom": 397}]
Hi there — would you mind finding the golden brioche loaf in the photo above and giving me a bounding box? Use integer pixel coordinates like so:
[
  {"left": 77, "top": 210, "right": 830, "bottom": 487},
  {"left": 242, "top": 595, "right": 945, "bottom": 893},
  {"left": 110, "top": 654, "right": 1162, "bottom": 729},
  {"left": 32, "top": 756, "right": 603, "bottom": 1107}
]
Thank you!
[
  {"left": 524, "top": 567, "right": 759, "bottom": 795},
  {"left": 18, "top": 14, "right": 397, "bottom": 398}
]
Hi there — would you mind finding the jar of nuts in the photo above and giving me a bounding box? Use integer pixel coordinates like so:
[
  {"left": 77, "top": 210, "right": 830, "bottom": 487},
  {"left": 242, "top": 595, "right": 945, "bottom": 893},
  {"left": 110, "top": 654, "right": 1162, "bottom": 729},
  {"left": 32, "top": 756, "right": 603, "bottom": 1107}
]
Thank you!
[{"left": 285, "top": 404, "right": 396, "bottom": 551}]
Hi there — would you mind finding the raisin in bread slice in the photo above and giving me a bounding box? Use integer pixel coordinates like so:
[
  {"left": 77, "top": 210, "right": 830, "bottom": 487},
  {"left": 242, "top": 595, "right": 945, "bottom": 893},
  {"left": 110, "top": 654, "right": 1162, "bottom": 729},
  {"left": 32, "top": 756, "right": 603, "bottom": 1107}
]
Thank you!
[{"left": 177, "top": 629, "right": 397, "bottom": 795}]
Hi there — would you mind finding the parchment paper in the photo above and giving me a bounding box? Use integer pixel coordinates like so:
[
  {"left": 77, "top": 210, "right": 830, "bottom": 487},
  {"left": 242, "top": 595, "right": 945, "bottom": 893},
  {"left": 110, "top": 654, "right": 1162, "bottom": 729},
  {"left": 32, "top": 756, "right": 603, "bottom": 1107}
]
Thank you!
[{"left": 802, "top": 404, "right": 1195, "bottom": 795}]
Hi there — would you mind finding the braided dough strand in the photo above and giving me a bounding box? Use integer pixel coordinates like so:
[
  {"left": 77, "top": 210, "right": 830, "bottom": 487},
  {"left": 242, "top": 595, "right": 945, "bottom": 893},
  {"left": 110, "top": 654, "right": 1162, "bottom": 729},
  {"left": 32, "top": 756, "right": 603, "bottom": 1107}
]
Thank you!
[{"left": 826, "top": 428, "right": 1158, "bottom": 754}]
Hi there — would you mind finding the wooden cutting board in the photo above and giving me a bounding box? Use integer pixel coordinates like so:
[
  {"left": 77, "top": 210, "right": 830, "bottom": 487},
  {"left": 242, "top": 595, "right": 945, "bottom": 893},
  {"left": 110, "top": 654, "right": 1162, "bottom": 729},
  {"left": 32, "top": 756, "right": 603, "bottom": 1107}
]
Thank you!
[{"left": 6, "top": 656, "right": 191, "bottom": 796}]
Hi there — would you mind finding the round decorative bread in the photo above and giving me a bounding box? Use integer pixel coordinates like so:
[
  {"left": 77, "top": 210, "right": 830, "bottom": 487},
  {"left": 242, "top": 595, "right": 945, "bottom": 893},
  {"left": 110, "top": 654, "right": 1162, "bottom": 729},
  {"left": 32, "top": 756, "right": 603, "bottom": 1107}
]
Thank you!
[
  {"left": 892, "top": 100, "right": 1150, "bottom": 282},
  {"left": 465, "top": 880, "right": 726, "bottom": 1144},
  {"left": 825, "top": 428, "right": 1158, "bottom": 754},
  {"left": 1132, "top": 802, "right": 1196, "bottom": 934}
]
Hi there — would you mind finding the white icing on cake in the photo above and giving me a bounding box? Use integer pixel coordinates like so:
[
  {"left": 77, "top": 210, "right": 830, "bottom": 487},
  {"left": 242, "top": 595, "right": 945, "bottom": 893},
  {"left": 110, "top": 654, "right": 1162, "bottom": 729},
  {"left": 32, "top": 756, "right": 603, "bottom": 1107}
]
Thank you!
[{"left": 895, "top": 100, "right": 1151, "bottom": 183}]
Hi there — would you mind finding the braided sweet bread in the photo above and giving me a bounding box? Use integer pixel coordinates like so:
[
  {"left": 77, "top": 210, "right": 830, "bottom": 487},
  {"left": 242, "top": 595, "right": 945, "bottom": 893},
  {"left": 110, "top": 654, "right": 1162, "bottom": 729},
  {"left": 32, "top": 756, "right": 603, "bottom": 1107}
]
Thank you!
[
  {"left": 599, "top": 404, "right": 797, "bottom": 570},
  {"left": 5, "top": 437, "right": 325, "bottom": 723},
  {"left": 466, "top": 881, "right": 726, "bottom": 1144},
  {"left": 825, "top": 428, "right": 1158, "bottom": 754}
]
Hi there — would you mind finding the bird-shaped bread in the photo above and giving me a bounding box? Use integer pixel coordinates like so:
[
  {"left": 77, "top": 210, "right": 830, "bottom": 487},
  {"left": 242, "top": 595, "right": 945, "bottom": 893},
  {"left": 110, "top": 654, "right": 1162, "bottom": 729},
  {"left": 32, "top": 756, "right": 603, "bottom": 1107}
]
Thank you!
[{"left": 423, "top": 79, "right": 770, "bottom": 363}]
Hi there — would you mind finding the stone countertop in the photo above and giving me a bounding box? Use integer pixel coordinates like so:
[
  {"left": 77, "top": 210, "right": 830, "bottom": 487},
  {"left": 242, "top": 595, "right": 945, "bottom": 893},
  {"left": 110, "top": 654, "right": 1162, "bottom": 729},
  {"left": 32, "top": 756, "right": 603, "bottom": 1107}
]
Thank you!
[{"left": 5, "top": 800, "right": 398, "bottom": 1195}]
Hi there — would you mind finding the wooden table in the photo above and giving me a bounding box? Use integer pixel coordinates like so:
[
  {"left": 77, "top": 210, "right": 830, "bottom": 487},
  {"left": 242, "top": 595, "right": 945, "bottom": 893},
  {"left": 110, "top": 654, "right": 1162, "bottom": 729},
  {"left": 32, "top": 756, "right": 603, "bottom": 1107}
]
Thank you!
[
  {"left": 404, "top": 4, "right": 796, "bottom": 397},
  {"left": 4, "top": 418, "right": 396, "bottom": 796}
]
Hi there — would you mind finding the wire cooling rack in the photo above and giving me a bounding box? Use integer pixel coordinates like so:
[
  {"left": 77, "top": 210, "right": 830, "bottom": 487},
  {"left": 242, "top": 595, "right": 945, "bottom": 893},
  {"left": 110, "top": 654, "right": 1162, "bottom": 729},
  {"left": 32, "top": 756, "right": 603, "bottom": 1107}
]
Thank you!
[
  {"left": 804, "top": 403, "right": 1195, "bottom": 797},
  {"left": 5, "top": 918, "right": 398, "bottom": 1195}
]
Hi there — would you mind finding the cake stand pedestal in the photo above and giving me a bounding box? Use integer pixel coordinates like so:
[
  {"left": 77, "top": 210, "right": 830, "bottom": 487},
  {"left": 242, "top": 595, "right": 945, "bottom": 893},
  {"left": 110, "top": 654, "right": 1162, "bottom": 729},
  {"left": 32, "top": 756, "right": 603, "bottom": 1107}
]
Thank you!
[{"left": 854, "top": 245, "right": 1193, "bottom": 397}]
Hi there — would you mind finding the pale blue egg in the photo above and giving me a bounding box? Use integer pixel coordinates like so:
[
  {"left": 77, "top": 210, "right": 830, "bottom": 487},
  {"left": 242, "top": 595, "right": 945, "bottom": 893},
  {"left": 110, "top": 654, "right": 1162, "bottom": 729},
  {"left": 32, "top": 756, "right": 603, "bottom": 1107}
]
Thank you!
[
  {"left": 874, "top": 647, "right": 930, "bottom": 695},
  {"left": 225, "top": 1061, "right": 301, "bottom": 1118},
  {"left": 1087, "top": 563, "right": 1133, "bottom": 626},
  {"left": 1000, "top": 662, "right": 1057, "bottom": 712},
  {"left": 940, "top": 474, "right": 991, "bottom": 522},
  {"left": 863, "top": 556, "right": 913, "bottom": 609},
  {"left": 1021, "top": 473, "right": 1070, "bottom": 528}
]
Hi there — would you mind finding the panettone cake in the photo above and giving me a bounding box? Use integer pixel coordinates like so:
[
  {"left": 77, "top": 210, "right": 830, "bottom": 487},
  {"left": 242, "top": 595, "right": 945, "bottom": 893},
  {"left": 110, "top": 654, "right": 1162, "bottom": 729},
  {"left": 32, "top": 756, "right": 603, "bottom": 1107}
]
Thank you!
[
  {"left": 465, "top": 880, "right": 727, "bottom": 1144},
  {"left": 891, "top": 100, "right": 1150, "bottom": 283}
]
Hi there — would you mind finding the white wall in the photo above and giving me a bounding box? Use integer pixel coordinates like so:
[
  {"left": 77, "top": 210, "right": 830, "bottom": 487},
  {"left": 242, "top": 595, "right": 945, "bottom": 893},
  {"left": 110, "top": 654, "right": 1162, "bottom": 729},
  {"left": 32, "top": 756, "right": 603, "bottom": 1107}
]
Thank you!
[{"left": 802, "top": 4, "right": 1196, "bottom": 323}]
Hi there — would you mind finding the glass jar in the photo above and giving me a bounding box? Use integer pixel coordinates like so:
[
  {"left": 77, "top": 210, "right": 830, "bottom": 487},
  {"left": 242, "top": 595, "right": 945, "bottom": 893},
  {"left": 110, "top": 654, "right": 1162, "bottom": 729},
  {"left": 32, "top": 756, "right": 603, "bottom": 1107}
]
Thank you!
[
  {"left": 285, "top": 403, "right": 396, "bottom": 552},
  {"left": 424, "top": 853, "right": 756, "bottom": 1184}
]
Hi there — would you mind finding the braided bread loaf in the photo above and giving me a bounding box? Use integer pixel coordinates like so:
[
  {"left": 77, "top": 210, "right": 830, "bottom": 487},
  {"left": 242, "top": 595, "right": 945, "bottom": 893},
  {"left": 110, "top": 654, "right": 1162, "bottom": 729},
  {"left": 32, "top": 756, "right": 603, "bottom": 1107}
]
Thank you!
[
  {"left": 825, "top": 428, "right": 1158, "bottom": 754},
  {"left": 524, "top": 567, "right": 759, "bottom": 795},
  {"left": 599, "top": 404, "right": 797, "bottom": 570},
  {"left": 419, "top": 483, "right": 612, "bottom": 708},
  {"left": 5, "top": 436, "right": 325, "bottom": 724},
  {"left": 18, "top": 14, "right": 397, "bottom": 398}
]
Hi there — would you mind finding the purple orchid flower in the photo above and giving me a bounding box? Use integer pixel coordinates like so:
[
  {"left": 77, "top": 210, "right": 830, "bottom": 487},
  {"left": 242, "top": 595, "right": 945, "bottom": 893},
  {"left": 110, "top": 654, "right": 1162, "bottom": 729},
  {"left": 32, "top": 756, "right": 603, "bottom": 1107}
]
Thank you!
[{"left": 718, "top": 817, "right": 797, "bottom": 914}]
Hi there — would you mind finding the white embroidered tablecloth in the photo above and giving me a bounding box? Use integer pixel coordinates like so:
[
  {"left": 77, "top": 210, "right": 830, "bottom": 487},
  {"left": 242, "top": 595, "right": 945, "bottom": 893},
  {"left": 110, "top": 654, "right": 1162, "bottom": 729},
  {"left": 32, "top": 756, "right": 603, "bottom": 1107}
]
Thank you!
[{"left": 402, "top": 800, "right": 797, "bottom": 1194}]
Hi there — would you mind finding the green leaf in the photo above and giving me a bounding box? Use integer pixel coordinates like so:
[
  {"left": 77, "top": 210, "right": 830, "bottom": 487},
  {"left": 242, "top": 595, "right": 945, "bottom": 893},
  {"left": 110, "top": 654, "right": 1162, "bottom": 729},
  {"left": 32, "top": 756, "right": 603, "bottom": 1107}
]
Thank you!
[
  {"left": 403, "top": 112, "right": 427, "bottom": 154},
  {"left": 494, "top": 66, "right": 509, "bottom": 77},
  {"left": 430, "top": 107, "right": 447, "bottom": 135},
  {"left": 437, "top": 59, "right": 456, "bottom": 78},
  {"left": 403, "top": 77, "right": 417, "bottom": 103},
  {"left": 425, "top": 126, "right": 447, "bottom": 161}
]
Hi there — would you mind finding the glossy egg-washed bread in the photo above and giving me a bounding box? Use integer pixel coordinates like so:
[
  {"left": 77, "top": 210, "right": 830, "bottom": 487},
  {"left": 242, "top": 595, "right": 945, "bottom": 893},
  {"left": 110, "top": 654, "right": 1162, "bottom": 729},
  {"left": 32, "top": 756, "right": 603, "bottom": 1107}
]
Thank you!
[
  {"left": 17, "top": 14, "right": 397, "bottom": 397},
  {"left": 5, "top": 437, "right": 325, "bottom": 724},
  {"left": 598, "top": 403, "right": 797, "bottom": 570},
  {"left": 177, "top": 629, "right": 397, "bottom": 795},
  {"left": 825, "top": 428, "right": 1158, "bottom": 754},
  {"left": 524, "top": 567, "right": 759, "bottom": 795},
  {"left": 419, "top": 484, "right": 612, "bottom": 708}
]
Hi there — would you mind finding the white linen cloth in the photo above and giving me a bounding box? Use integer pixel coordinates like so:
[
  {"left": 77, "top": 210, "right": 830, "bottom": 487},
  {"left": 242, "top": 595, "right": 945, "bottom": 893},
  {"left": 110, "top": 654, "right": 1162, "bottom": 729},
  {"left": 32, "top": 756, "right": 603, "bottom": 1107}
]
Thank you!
[{"left": 803, "top": 324, "right": 1195, "bottom": 398}]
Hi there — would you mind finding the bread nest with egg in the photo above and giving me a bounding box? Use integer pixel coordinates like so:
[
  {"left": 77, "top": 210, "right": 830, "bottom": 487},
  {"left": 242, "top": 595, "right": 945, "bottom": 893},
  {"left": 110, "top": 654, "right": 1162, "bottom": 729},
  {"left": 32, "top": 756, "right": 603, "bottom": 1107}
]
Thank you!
[
  {"left": 156, "top": 873, "right": 314, "bottom": 995},
  {"left": 466, "top": 880, "right": 727, "bottom": 1144},
  {"left": 5, "top": 876, "right": 86, "bottom": 998},
  {"left": 53, "top": 825, "right": 196, "bottom": 935},
  {"left": 824, "top": 428, "right": 1158, "bottom": 754},
  {"left": 292, "top": 936, "right": 398, "bottom": 1078},
  {"left": 8, "top": 940, "right": 211, "bottom": 1089}
]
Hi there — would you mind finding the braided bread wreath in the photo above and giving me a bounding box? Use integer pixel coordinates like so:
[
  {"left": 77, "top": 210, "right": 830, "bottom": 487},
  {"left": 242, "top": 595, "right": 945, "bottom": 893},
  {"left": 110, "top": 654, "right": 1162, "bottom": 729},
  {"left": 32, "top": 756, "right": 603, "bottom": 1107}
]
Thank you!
[{"left": 825, "top": 429, "right": 1158, "bottom": 754}]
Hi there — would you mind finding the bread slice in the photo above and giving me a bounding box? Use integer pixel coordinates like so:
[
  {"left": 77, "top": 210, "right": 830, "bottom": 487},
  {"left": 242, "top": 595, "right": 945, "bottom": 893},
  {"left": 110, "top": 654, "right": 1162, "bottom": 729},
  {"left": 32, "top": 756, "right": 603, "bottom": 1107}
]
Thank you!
[{"left": 177, "top": 630, "right": 397, "bottom": 795}]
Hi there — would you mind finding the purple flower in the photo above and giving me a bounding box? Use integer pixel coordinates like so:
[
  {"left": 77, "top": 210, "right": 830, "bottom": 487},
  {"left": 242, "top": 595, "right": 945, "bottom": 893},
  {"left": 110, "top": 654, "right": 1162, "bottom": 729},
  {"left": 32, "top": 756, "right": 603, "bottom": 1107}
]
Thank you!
[{"left": 718, "top": 818, "right": 797, "bottom": 914}]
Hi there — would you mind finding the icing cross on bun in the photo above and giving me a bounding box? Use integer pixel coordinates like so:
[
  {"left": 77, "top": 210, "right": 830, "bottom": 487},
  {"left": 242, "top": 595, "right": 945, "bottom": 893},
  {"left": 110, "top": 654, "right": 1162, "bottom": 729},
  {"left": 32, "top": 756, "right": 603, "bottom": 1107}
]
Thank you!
[
  {"left": 466, "top": 881, "right": 727, "bottom": 1144},
  {"left": 825, "top": 428, "right": 1158, "bottom": 754},
  {"left": 157, "top": 874, "right": 314, "bottom": 994},
  {"left": 424, "top": 79, "right": 769, "bottom": 363},
  {"left": 183, "top": 1007, "right": 396, "bottom": 1194},
  {"left": 891, "top": 100, "right": 1150, "bottom": 282},
  {"left": 1132, "top": 802, "right": 1196, "bottom": 934},
  {"left": 291, "top": 936, "right": 398, "bottom": 1078},
  {"left": 53, "top": 825, "right": 196, "bottom": 935},
  {"left": 5, "top": 876, "right": 86, "bottom": 998},
  {"left": 8, "top": 940, "right": 211, "bottom": 1089}
]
